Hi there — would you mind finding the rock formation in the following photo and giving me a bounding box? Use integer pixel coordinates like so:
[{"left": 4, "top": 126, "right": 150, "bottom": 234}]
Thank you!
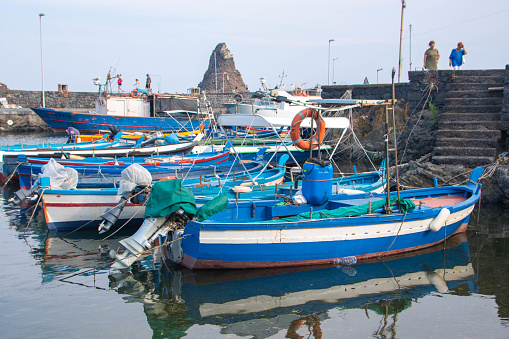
[{"left": 198, "top": 43, "right": 248, "bottom": 93}]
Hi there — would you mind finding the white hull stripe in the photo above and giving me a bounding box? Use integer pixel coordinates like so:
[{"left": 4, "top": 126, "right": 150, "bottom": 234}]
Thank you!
[{"left": 199, "top": 207, "right": 474, "bottom": 244}]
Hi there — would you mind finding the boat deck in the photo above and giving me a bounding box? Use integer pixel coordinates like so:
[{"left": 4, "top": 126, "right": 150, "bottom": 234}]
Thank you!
[{"left": 412, "top": 194, "right": 467, "bottom": 208}]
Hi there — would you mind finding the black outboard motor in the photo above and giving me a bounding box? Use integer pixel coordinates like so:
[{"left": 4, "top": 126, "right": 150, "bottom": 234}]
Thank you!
[
  {"left": 66, "top": 127, "right": 80, "bottom": 144},
  {"left": 98, "top": 185, "right": 151, "bottom": 234},
  {"left": 108, "top": 125, "right": 121, "bottom": 140}
]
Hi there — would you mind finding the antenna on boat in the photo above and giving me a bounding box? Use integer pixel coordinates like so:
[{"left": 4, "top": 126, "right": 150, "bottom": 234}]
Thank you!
[{"left": 278, "top": 70, "right": 287, "bottom": 89}]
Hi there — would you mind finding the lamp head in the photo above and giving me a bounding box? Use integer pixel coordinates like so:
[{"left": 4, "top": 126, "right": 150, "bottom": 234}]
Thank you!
[{"left": 39, "top": 13, "right": 45, "bottom": 17}]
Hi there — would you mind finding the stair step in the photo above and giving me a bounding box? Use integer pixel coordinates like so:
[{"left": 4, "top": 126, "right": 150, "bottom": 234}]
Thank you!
[
  {"left": 440, "top": 113, "right": 501, "bottom": 122},
  {"left": 432, "top": 155, "right": 496, "bottom": 166},
  {"left": 436, "top": 129, "right": 501, "bottom": 139},
  {"left": 444, "top": 97, "right": 503, "bottom": 106},
  {"left": 445, "top": 90, "right": 504, "bottom": 99},
  {"left": 435, "top": 137, "right": 498, "bottom": 148},
  {"left": 441, "top": 105, "right": 501, "bottom": 113},
  {"left": 433, "top": 146, "right": 496, "bottom": 157},
  {"left": 438, "top": 121, "right": 502, "bottom": 130},
  {"left": 449, "top": 83, "right": 504, "bottom": 91},
  {"left": 449, "top": 69, "right": 505, "bottom": 77}
]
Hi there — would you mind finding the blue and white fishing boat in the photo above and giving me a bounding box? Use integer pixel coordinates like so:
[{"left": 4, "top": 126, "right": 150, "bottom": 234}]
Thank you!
[
  {"left": 111, "top": 98, "right": 484, "bottom": 270},
  {"left": 112, "top": 165, "right": 483, "bottom": 270},
  {"left": 1, "top": 133, "right": 204, "bottom": 183},
  {"left": 16, "top": 148, "right": 231, "bottom": 189}
]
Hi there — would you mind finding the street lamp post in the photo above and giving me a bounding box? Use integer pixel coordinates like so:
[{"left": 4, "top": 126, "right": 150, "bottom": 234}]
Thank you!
[
  {"left": 332, "top": 58, "right": 338, "bottom": 84},
  {"left": 328, "top": 39, "right": 335, "bottom": 85},
  {"left": 39, "top": 13, "right": 45, "bottom": 108},
  {"left": 398, "top": 0, "right": 406, "bottom": 83},
  {"left": 377, "top": 68, "right": 383, "bottom": 84}
]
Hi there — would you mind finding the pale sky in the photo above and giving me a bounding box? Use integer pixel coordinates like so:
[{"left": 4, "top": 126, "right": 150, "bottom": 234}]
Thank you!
[{"left": 1, "top": 0, "right": 508, "bottom": 93}]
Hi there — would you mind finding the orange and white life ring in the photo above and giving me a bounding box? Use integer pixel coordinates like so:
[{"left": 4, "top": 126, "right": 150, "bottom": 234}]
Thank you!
[
  {"left": 294, "top": 87, "right": 302, "bottom": 95},
  {"left": 290, "top": 108, "right": 326, "bottom": 150},
  {"left": 130, "top": 90, "right": 139, "bottom": 98},
  {"left": 301, "top": 88, "right": 309, "bottom": 96}
]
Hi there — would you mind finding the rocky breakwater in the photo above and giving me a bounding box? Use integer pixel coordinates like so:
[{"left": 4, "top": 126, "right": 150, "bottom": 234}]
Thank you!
[
  {"left": 0, "top": 108, "right": 51, "bottom": 133},
  {"left": 331, "top": 100, "right": 509, "bottom": 205}
]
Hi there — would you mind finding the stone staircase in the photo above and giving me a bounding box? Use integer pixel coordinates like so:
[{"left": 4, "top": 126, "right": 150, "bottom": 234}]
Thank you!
[{"left": 432, "top": 70, "right": 505, "bottom": 167}]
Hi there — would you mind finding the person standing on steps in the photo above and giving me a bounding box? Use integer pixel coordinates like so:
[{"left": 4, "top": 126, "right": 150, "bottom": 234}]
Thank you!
[
  {"left": 449, "top": 42, "right": 467, "bottom": 70},
  {"left": 424, "top": 40, "right": 440, "bottom": 70},
  {"left": 145, "top": 74, "right": 152, "bottom": 93}
]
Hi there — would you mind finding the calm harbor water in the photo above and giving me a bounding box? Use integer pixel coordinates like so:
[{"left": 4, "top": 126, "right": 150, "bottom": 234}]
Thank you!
[{"left": 1, "top": 133, "right": 509, "bottom": 338}]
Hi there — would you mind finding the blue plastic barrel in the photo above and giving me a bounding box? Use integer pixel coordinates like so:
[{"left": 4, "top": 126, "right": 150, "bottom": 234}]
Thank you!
[{"left": 302, "top": 158, "right": 333, "bottom": 205}]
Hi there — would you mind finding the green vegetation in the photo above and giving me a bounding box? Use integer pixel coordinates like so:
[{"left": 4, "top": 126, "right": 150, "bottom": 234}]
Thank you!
[{"left": 429, "top": 103, "right": 440, "bottom": 123}]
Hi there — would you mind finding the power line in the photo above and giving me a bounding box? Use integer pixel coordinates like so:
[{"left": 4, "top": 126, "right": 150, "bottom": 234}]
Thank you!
[{"left": 405, "top": 8, "right": 509, "bottom": 39}]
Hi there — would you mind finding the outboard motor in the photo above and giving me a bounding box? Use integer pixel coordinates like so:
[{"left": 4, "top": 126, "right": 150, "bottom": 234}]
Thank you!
[
  {"left": 108, "top": 125, "right": 121, "bottom": 141},
  {"left": 98, "top": 185, "right": 151, "bottom": 234},
  {"left": 98, "top": 164, "right": 152, "bottom": 234},
  {"left": 302, "top": 158, "right": 333, "bottom": 205},
  {"left": 141, "top": 131, "right": 165, "bottom": 146},
  {"left": 111, "top": 207, "right": 193, "bottom": 269}
]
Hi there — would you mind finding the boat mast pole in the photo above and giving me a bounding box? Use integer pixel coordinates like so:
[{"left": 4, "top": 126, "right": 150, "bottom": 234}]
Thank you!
[
  {"left": 391, "top": 67, "right": 402, "bottom": 209},
  {"left": 384, "top": 95, "right": 392, "bottom": 213}
]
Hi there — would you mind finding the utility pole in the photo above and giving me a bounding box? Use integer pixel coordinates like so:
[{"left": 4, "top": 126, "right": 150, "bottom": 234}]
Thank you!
[
  {"left": 409, "top": 24, "right": 412, "bottom": 72},
  {"left": 214, "top": 52, "right": 218, "bottom": 93},
  {"left": 328, "top": 39, "right": 335, "bottom": 85},
  {"left": 398, "top": 0, "right": 406, "bottom": 83}
]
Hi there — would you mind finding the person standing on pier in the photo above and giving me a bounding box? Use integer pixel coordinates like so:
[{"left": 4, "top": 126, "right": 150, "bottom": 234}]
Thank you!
[
  {"left": 134, "top": 79, "right": 140, "bottom": 89},
  {"left": 424, "top": 41, "right": 440, "bottom": 70},
  {"left": 117, "top": 74, "right": 123, "bottom": 93},
  {"left": 449, "top": 42, "right": 467, "bottom": 70},
  {"left": 145, "top": 74, "right": 151, "bottom": 93}
]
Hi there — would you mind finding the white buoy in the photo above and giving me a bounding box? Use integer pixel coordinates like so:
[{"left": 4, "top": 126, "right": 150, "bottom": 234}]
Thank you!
[{"left": 429, "top": 208, "right": 450, "bottom": 232}]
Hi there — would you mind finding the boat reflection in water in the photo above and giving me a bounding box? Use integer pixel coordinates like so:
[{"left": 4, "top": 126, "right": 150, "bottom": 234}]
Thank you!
[{"left": 107, "top": 233, "right": 476, "bottom": 338}]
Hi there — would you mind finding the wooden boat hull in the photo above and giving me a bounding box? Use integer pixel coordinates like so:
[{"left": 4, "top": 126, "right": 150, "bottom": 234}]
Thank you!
[
  {"left": 179, "top": 184, "right": 481, "bottom": 269},
  {"left": 42, "top": 188, "right": 145, "bottom": 232}
]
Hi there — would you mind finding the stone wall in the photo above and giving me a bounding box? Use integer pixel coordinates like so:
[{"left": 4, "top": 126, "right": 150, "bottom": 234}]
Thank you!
[
  {"left": 322, "top": 69, "right": 507, "bottom": 116},
  {"left": 204, "top": 92, "right": 254, "bottom": 112},
  {"left": 0, "top": 108, "right": 50, "bottom": 132},
  {"left": 0, "top": 89, "right": 98, "bottom": 109},
  {"left": 502, "top": 64, "right": 509, "bottom": 123}
]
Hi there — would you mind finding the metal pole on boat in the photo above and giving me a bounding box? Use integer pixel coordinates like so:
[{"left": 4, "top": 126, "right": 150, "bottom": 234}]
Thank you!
[
  {"left": 384, "top": 95, "right": 392, "bottom": 213},
  {"left": 310, "top": 111, "right": 314, "bottom": 159},
  {"left": 391, "top": 67, "right": 402, "bottom": 209}
]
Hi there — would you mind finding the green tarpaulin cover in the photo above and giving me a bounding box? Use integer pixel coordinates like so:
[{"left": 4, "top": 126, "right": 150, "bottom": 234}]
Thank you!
[
  {"left": 266, "top": 197, "right": 415, "bottom": 223},
  {"left": 144, "top": 180, "right": 197, "bottom": 218},
  {"left": 195, "top": 194, "right": 229, "bottom": 222}
]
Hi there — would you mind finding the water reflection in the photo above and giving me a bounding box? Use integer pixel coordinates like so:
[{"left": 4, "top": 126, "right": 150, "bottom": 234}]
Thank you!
[
  {"left": 107, "top": 233, "right": 475, "bottom": 338},
  {"left": 3, "top": 180, "right": 509, "bottom": 337}
]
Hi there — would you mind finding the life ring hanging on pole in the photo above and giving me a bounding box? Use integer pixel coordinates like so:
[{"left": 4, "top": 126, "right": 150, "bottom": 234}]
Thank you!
[
  {"left": 130, "top": 90, "right": 139, "bottom": 98},
  {"left": 290, "top": 108, "right": 326, "bottom": 150}
]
